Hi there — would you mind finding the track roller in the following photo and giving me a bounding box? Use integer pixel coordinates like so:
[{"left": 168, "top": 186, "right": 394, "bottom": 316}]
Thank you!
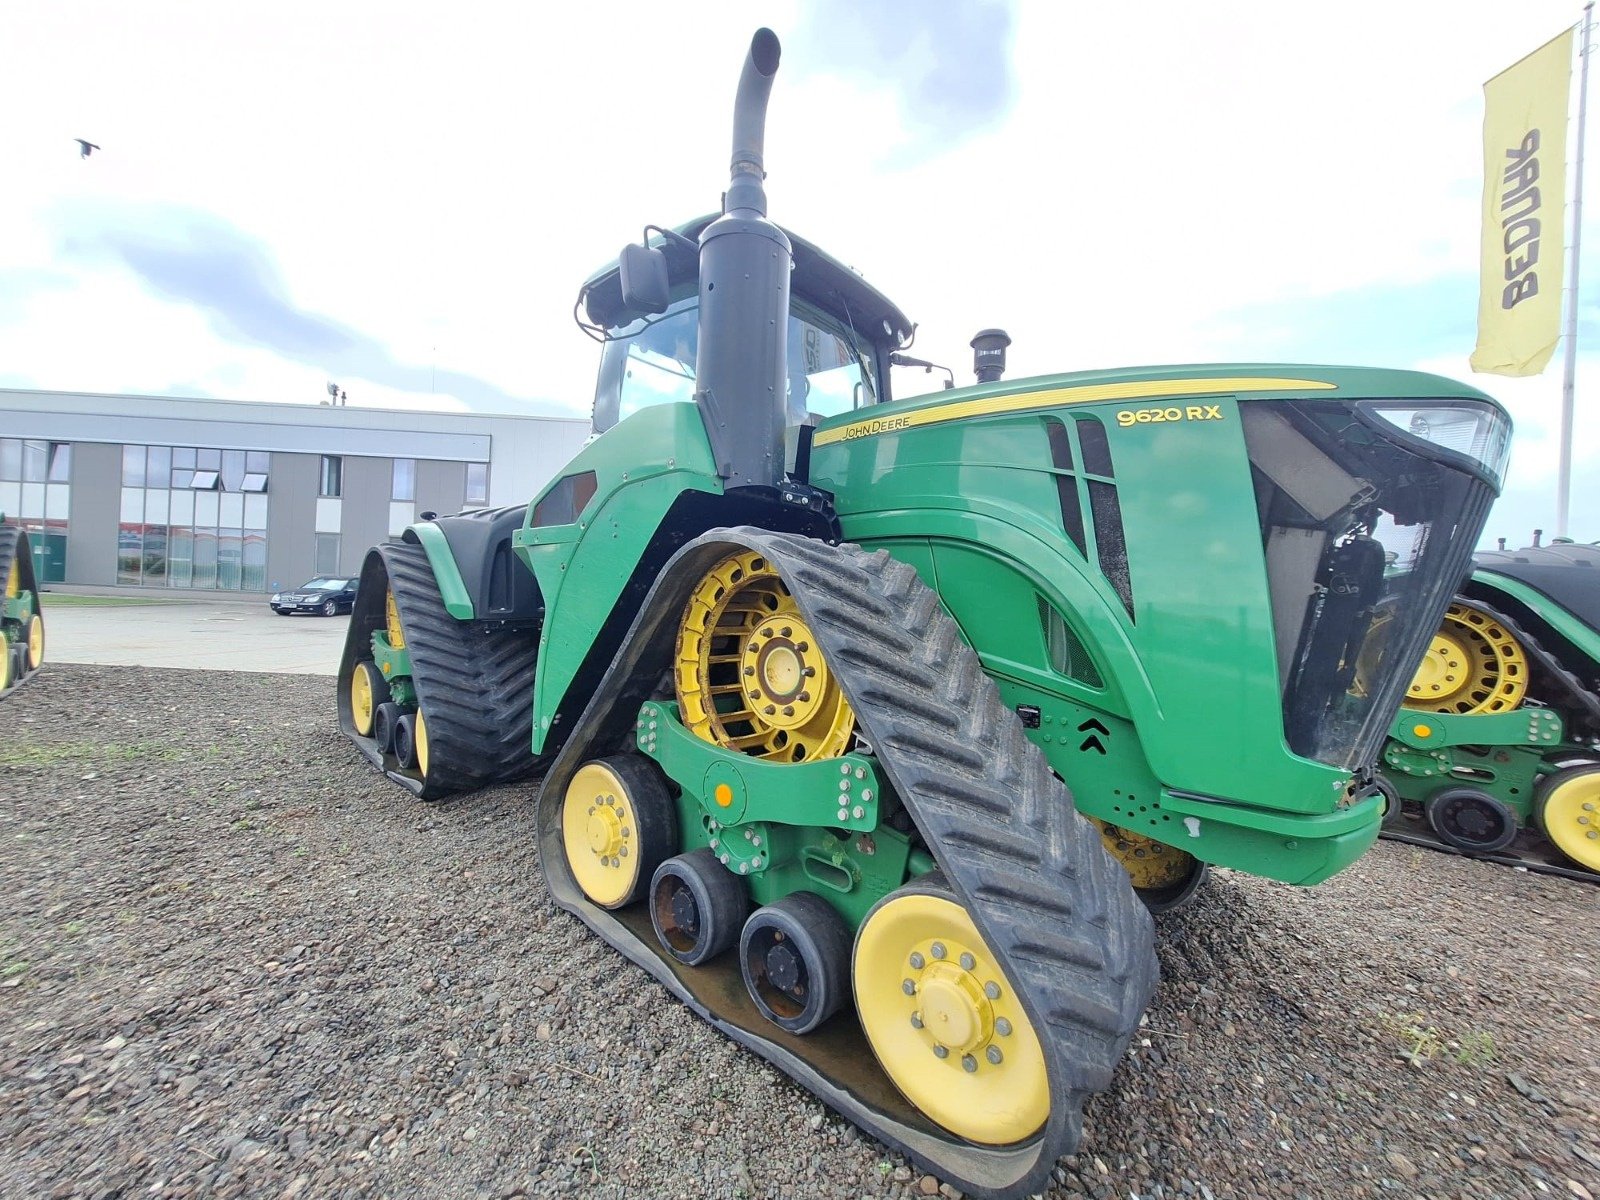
[
  {"left": 349, "top": 662, "right": 390, "bottom": 738},
  {"left": 560, "top": 756, "right": 678, "bottom": 909},
  {"left": 1425, "top": 786, "right": 1518, "bottom": 854},
  {"left": 651, "top": 848, "right": 750, "bottom": 965},
  {"left": 1535, "top": 764, "right": 1600, "bottom": 873},
  {"left": 739, "top": 891, "right": 851, "bottom": 1035},
  {"left": 854, "top": 873, "right": 1047, "bottom": 1145}
]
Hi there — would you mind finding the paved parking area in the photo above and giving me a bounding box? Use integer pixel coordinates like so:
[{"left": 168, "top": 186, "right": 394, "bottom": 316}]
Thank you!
[{"left": 40, "top": 596, "right": 346, "bottom": 675}]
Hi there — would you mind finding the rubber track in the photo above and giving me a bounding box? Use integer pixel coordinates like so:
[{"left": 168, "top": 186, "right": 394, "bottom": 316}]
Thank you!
[
  {"left": 1378, "top": 597, "right": 1600, "bottom": 883},
  {"left": 536, "top": 528, "right": 1159, "bottom": 1200},
  {"left": 0, "top": 526, "right": 42, "bottom": 700},
  {"left": 337, "top": 541, "right": 542, "bottom": 800}
]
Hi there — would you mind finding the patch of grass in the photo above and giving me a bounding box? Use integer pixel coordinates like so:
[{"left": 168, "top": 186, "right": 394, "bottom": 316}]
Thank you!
[
  {"left": 2, "top": 961, "right": 29, "bottom": 978},
  {"left": 1374, "top": 1011, "right": 1497, "bottom": 1068},
  {"left": 0, "top": 741, "right": 186, "bottom": 767},
  {"left": 1454, "top": 1029, "right": 1496, "bottom": 1066},
  {"left": 1375, "top": 1010, "right": 1446, "bottom": 1065}
]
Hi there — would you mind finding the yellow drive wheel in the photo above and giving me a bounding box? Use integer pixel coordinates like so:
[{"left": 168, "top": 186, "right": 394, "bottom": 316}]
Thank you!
[
  {"left": 349, "top": 660, "right": 387, "bottom": 737},
  {"left": 562, "top": 756, "right": 677, "bottom": 909},
  {"left": 4, "top": 557, "right": 18, "bottom": 600},
  {"left": 676, "top": 551, "right": 854, "bottom": 762},
  {"left": 26, "top": 613, "right": 43, "bottom": 670},
  {"left": 1094, "top": 820, "right": 1192, "bottom": 890},
  {"left": 385, "top": 589, "right": 406, "bottom": 650},
  {"left": 1403, "top": 601, "right": 1527, "bottom": 715},
  {"left": 1093, "top": 820, "right": 1207, "bottom": 912},
  {"left": 854, "top": 883, "right": 1048, "bottom": 1145},
  {"left": 1536, "top": 765, "right": 1600, "bottom": 873},
  {"left": 414, "top": 710, "right": 430, "bottom": 776}
]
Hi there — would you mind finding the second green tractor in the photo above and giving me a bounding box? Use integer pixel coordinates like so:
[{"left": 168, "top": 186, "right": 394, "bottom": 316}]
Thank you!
[{"left": 336, "top": 29, "right": 1510, "bottom": 1200}]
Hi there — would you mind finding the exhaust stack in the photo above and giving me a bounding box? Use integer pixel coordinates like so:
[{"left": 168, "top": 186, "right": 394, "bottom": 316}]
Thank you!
[{"left": 693, "top": 29, "right": 793, "bottom": 489}]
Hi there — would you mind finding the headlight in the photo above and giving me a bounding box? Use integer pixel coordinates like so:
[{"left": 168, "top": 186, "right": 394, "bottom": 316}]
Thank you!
[
  {"left": 270, "top": 593, "right": 281, "bottom": 602},
  {"left": 1356, "top": 399, "right": 1512, "bottom": 488}
]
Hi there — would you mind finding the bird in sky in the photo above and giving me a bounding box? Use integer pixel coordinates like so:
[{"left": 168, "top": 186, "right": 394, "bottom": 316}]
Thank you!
[{"left": 76, "top": 139, "right": 100, "bottom": 159}]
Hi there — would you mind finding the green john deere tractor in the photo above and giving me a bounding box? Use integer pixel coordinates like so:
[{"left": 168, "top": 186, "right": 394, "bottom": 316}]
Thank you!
[
  {"left": 337, "top": 29, "right": 1511, "bottom": 1198},
  {"left": 1378, "top": 539, "right": 1600, "bottom": 880},
  {"left": 1, "top": 515, "right": 46, "bottom": 696}
]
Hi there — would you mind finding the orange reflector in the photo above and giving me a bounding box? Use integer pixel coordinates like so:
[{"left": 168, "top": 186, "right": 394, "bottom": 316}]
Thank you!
[
  {"left": 714, "top": 783, "right": 734, "bottom": 807},
  {"left": 1413, "top": 724, "right": 1432, "bottom": 738}
]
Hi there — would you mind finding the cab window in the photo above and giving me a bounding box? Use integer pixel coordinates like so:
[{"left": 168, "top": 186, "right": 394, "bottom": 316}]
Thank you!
[{"left": 593, "top": 298, "right": 879, "bottom": 433}]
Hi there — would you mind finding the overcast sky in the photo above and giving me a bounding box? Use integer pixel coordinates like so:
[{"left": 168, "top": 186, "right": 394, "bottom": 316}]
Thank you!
[{"left": 1, "top": 0, "right": 1595, "bottom": 545}]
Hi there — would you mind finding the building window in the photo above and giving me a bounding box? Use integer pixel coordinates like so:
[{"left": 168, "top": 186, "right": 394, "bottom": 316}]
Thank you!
[
  {"left": 47, "top": 443, "right": 71, "bottom": 482},
  {"left": 315, "top": 533, "right": 341, "bottom": 575},
  {"left": 122, "top": 444, "right": 147, "bottom": 487},
  {"left": 466, "top": 462, "right": 489, "bottom": 506},
  {"left": 241, "top": 473, "right": 268, "bottom": 492},
  {"left": 392, "top": 458, "right": 415, "bottom": 501},
  {"left": 320, "top": 455, "right": 343, "bottom": 498},
  {"left": 171, "top": 447, "right": 196, "bottom": 489},
  {"left": 189, "top": 470, "right": 221, "bottom": 490}
]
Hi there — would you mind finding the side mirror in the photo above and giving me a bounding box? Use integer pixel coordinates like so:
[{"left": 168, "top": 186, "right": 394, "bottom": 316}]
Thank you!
[{"left": 619, "top": 243, "right": 670, "bottom": 315}]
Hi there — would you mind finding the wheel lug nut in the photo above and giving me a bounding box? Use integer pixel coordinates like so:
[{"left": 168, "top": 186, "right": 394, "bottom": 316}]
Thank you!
[
  {"left": 909, "top": 952, "right": 924, "bottom": 969},
  {"left": 961, "top": 1054, "right": 978, "bottom": 1073},
  {"left": 986, "top": 1046, "right": 1003, "bottom": 1065},
  {"left": 995, "top": 1017, "right": 1012, "bottom": 1036},
  {"left": 744, "top": 667, "right": 755, "bottom": 676},
  {"left": 959, "top": 952, "right": 976, "bottom": 971},
  {"left": 984, "top": 982, "right": 1001, "bottom": 1000},
  {"left": 930, "top": 942, "right": 946, "bottom": 960},
  {"left": 932, "top": 1044, "right": 948, "bottom": 1059},
  {"left": 803, "top": 666, "right": 816, "bottom": 677},
  {"left": 910, "top": 1012, "right": 923, "bottom": 1029},
  {"left": 901, "top": 979, "right": 916, "bottom": 996}
]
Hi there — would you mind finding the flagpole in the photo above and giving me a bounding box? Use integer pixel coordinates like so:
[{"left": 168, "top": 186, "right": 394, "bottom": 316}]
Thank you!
[{"left": 1557, "top": 1, "right": 1593, "bottom": 539}]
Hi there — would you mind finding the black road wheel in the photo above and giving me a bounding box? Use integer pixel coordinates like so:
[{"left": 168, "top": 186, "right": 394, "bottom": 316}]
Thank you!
[
  {"left": 651, "top": 849, "right": 750, "bottom": 965},
  {"left": 373, "top": 702, "right": 404, "bottom": 756},
  {"left": 321, "top": 599, "right": 337, "bottom": 617},
  {"left": 740, "top": 891, "right": 851, "bottom": 1035},
  {"left": 394, "top": 713, "right": 419, "bottom": 771},
  {"left": 1425, "top": 786, "right": 1518, "bottom": 853},
  {"left": 1373, "top": 773, "right": 1405, "bottom": 825}
]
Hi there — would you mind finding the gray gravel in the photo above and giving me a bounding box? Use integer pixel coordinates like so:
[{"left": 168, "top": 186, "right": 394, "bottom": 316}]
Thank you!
[{"left": 1, "top": 663, "right": 1597, "bottom": 1200}]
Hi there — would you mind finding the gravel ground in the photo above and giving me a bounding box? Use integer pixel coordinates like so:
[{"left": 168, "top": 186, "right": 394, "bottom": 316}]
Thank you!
[{"left": 1, "top": 663, "right": 1597, "bottom": 1200}]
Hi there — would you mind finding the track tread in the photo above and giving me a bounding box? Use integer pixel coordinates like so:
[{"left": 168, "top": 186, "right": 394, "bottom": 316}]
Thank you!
[
  {"left": 536, "top": 526, "right": 1159, "bottom": 1199},
  {"left": 339, "top": 541, "right": 542, "bottom": 799},
  {"left": 0, "top": 525, "right": 43, "bottom": 699}
]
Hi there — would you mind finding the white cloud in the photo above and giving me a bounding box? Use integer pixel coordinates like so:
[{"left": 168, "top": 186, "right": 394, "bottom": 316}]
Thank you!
[{"left": 1, "top": 0, "right": 1595, "bottom": 536}]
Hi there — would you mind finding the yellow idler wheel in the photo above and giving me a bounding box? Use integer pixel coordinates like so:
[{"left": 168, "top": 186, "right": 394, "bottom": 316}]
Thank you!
[
  {"left": 4, "top": 557, "right": 18, "bottom": 600},
  {"left": 854, "top": 883, "right": 1048, "bottom": 1145},
  {"left": 1403, "top": 602, "right": 1527, "bottom": 716},
  {"left": 414, "top": 710, "right": 429, "bottom": 777},
  {"left": 1536, "top": 765, "right": 1600, "bottom": 873},
  {"left": 562, "top": 756, "right": 678, "bottom": 910},
  {"left": 0, "top": 637, "right": 10, "bottom": 691},
  {"left": 385, "top": 589, "right": 406, "bottom": 650},
  {"left": 26, "top": 613, "right": 43, "bottom": 671},
  {"left": 675, "top": 551, "right": 854, "bottom": 763},
  {"left": 349, "top": 661, "right": 388, "bottom": 737}
]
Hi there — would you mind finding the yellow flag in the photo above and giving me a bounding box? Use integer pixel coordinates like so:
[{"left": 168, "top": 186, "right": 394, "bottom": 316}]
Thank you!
[{"left": 1471, "top": 29, "right": 1573, "bottom": 377}]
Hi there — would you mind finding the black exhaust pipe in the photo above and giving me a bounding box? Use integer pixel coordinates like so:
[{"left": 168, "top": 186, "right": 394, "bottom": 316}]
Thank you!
[{"left": 693, "top": 29, "right": 793, "bottom": 489}]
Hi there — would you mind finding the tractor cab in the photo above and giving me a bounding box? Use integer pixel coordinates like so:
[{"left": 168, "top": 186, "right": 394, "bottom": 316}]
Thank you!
[{"left": 580, "top": 216, "right": 913, "bottom": 437}]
